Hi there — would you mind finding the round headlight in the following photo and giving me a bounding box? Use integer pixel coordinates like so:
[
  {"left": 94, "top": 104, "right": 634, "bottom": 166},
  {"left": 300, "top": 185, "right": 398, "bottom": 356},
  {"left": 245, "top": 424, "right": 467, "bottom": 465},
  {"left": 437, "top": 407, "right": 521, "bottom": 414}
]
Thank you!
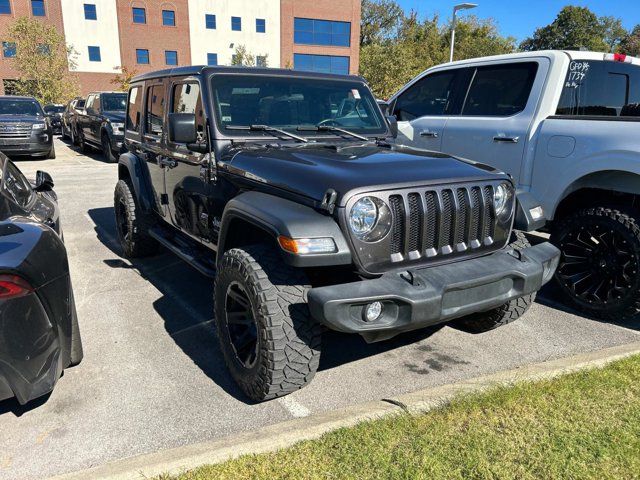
[
  {"left": 349, "top": 196, "right": 392, "bottom": 242},
  {"left": 493, "top": 183, "right": 512, "bottom": 216}
]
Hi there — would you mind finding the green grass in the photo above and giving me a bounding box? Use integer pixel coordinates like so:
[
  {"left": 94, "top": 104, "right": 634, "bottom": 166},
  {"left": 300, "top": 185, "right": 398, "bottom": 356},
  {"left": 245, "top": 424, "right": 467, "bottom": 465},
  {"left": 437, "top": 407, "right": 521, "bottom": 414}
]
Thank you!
[{"left": 162, "top": 355, "right": 640, "bottom": 480}]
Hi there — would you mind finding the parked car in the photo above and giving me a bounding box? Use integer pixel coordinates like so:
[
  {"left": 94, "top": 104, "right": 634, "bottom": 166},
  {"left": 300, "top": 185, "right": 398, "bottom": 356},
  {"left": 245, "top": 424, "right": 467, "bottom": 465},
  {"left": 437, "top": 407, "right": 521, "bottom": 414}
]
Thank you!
[
  {"left": 0, "top": 152, "right": 82, "bottom": 405},
  {"left": 0, "top": 96, "right": 55, "bottom": 159},
  {"left": 43, "top": 104, "right": 65, "bottom": 135},
  {"left": 77, "top": 91, "right": 126, "bottom": 162},
  {"left": 61, "top": 97, "right": 85, "bottom": 144},
  {"left": 387, "top": 50, "right": 640, "bottom": 320},
  {"left": 114, "top": 66, "right": 559, "bottom": 401}
]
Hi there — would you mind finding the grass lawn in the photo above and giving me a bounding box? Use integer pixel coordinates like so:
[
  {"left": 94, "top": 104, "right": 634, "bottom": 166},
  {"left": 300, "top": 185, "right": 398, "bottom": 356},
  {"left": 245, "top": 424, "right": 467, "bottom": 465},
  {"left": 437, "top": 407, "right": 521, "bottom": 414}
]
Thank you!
[{"left": 162, "top": 355, "right": 640, "bottom": 480}]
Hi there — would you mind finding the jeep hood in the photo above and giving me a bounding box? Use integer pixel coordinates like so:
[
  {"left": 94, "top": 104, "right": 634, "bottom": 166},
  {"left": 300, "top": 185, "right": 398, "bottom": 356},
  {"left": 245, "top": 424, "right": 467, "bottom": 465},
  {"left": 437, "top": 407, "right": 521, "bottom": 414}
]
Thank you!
[{"left": 222, "top": 143, "right": 506, "bottom": 206}]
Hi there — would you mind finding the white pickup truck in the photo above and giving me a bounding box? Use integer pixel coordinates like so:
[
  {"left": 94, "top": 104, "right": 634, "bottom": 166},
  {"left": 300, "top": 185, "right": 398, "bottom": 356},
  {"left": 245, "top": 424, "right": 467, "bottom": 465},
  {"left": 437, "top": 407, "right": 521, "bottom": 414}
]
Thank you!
[{"left": 387, "top": 50, "right": 640, "bottom": 320}]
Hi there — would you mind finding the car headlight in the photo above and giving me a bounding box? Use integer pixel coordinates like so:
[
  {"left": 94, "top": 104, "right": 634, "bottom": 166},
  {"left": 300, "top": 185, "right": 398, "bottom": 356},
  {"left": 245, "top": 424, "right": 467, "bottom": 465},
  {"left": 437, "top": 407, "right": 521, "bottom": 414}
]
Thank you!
[
  {"left": 349, "top": 196, "right": 392, "bottom": 242},
  {"left": 494, "top": 183, "right": 513, "bottom": 217},
  {"left": 110, "top": 122, "right": 125, "bottom": 131},
  {"left": 32, "top": 123, "right": 46, "bottom": 130}
]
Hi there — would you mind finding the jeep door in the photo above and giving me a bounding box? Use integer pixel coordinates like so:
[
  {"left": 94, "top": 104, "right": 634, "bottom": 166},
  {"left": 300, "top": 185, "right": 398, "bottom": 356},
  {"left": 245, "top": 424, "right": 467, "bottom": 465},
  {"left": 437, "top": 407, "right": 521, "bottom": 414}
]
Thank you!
[{"left": 163, "top": 78, "right": 212, "bottom": 241}]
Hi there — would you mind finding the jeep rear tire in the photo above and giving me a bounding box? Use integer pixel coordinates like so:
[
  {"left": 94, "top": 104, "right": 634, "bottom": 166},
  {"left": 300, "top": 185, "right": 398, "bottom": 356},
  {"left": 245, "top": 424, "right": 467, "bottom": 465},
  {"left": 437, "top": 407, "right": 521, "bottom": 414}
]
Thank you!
[
  {"left": 114, "top": 179, "right": 159, "bottom": 258},
  {"left": 550, "top": 207, "right": 640, "bottom": 320},
  {"left": 214, "top": 245, "right": 322, "bottom": 402},
  {"left": 453, "top": 231, "right": 535, "bottom": 333}
]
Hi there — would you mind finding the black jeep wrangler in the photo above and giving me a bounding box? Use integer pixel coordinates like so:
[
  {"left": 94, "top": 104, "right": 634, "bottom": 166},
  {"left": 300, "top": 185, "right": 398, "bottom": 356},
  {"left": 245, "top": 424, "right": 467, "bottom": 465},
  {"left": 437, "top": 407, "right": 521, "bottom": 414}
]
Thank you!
[{"left": 114, "top": 66, "right": 560, "bottom": 401}]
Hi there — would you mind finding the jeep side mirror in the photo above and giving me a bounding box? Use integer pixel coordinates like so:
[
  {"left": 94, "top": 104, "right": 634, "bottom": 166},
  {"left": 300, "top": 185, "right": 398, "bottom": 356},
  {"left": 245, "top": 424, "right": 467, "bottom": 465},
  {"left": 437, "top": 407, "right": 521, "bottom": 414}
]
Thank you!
[
  {"left": 168, "top": 112, "right": 197, "bottom": 144},
  {"left": 34, "top": 170, "right": 54, "bottom": 192},
  {"left": 386, "top": 115, "right": 398, "bottom": 138}
]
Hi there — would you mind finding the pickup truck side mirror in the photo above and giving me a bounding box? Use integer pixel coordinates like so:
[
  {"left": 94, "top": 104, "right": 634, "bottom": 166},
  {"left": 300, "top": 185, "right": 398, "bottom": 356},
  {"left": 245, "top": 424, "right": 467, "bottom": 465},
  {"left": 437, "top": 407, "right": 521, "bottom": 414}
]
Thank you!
[
  {"left": 386, "top": 115, "right": 398, "bottom": 139},
  {"left": 34, "top": 170, "right": 54, "bottom": 192}
]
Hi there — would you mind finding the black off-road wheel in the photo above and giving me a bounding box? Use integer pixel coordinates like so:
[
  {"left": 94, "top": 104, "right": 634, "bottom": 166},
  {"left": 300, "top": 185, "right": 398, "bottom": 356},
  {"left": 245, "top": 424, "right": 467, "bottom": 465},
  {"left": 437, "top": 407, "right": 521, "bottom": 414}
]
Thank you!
[
  {"left": 114, "top": 179, "right": 159, "bottom": 258},
  {"left": 453, "top": 231, "right": 536, "bottom": 333},
  {"left": 551, "top": 207, "right": 640, "bottom": 320},
  {"left": 214, "top": 245, "right": 322, "bottom": 402},
  {"left": 101, "top": 133, "right": 116, "bottom": 163}
]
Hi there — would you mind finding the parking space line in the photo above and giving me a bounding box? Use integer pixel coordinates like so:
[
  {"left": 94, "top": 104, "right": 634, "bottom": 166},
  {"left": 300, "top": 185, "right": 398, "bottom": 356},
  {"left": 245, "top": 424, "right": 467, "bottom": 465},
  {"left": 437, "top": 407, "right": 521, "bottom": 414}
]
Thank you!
[{"left": 278, "top": 395, "right": 311, "bottom": 418}]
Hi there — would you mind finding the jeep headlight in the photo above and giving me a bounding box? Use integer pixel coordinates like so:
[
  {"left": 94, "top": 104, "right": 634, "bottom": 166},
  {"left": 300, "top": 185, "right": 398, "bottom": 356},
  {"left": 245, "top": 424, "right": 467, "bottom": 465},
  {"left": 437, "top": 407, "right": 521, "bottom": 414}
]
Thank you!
[
  {"left": 349, "top": 196, "right": 392, "bottom": 242},
  {"left": 494, "top": 183, "right": 513, "bottom": 218}
]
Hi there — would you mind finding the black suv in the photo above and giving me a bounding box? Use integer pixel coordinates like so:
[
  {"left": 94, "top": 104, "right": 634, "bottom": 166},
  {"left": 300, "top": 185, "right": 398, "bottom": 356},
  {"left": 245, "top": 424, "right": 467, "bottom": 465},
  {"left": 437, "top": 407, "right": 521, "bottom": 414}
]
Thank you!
[
  {"left": 61, "top": 97, "right": 85, "bottom": 144},
  {"left": 114, "top": 66, "right": 560, "bottom": 401},
  {"left": 43, "top": 104, "right": 65, "bottom": 134},
  {"left": 0, "top": 96, "right": 55, "bottom": 159},
  {"left": 77, "top": 91, "right": 127, "bottom": 162}
]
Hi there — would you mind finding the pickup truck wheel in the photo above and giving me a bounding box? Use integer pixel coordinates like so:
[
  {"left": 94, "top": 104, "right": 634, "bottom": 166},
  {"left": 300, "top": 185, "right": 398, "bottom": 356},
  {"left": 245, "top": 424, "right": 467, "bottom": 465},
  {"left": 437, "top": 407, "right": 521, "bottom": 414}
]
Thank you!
[
  {"left": 214, "top": 245, "right": 322, "bottom": 402},
  {"left": 551, "top": 207, "right": 640, "bottom": 320},
  {"left": 114, "top": 179, "right": 159, "bottom": 258},
  {"left": 101, "top": 133, "right": 116, "bottom": 163},
  {"left": 79, "top": 132, "right": 90, "bottom": 153},
  {"left": 453, "top": 231, "right": 535, "bottom": 333}
]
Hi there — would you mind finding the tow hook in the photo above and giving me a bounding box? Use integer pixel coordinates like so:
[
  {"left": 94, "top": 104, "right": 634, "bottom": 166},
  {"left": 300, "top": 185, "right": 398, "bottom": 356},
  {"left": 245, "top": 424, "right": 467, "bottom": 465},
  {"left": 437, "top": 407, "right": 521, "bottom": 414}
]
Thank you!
[
  {"left": 508, "top": 248, "right": 523, "bottom": 261},
  {"left": 400, "top": 270, "right": 422, "bottom": 287}
]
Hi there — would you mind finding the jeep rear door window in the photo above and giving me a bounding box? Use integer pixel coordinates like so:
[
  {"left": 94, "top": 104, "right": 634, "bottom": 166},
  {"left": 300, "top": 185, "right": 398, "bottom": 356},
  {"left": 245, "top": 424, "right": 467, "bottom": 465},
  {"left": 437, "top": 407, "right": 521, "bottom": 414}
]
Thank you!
[
  {"left": 556, "top": 60, "right": 640, "bottom": 117},
  {"left": 126, "top": 86, "right": 142, "bottom": 132},
  {"left": 0, "top": 98, "right": 43, "bottom": 116},
  {"left": 393, "top": 70, "right": 457, "bottom": 121},
  {"left": 102, "top": 93, "right": 126, "bottom": 112},
  {"left": 211, "top": 75, "right": 385, "bottom": 136},
  {"left": 461, "top": 63, "right": 538, "bottom": 117},
  {"left": 145, "top": 85, "right": 165, "bottom": 136}
]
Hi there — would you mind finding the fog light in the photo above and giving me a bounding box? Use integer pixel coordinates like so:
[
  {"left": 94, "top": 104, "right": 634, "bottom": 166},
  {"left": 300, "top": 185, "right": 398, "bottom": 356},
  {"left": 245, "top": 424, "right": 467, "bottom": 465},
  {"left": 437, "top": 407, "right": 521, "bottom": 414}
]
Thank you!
[
  {"left": 529, "top": 206, "right": 544, "bottom": 221},
  {"left": 364, "top": 301, "right": 383, "bottom": 322}
]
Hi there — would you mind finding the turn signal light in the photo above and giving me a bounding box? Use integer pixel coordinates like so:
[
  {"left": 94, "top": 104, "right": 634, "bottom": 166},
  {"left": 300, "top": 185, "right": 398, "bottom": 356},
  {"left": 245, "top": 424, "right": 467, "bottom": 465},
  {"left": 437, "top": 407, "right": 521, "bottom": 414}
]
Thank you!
[
  {"left": 278, "top": 236, "right": 337, "bottom": 255},
  {"left": 0, "top": 275, "right": 33, "bottom": 299}
]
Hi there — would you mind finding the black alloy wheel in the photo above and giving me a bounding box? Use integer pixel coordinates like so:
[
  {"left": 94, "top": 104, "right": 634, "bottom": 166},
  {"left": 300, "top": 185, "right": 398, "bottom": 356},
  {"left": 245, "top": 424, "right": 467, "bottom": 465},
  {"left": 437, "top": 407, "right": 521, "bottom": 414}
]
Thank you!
[
  {"left": 224, "top": 281, "right": 259, "bottom": 369},
  {"left": 552, "top": 207, "right": 640, "bottom": 319}
]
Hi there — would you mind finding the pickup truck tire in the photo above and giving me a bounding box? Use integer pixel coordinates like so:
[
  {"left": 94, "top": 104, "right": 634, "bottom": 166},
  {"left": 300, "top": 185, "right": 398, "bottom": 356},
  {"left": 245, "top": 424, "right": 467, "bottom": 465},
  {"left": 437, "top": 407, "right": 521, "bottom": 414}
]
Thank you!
[
  {"left": 45, "top": 143, "right": 56, "bottom": 159},
  {"left": 453, "top": 231, "right": 535, "bottom": 333},
  {"left": 214, "top": 245, "right": 322, "bottom": 402},
  {"left": 101, "top": 133, "right": 116, "bottom": 163},
  {"left": 79, "top": 132, "right": 91, "bottom": 154},
  {"left": 114, "top": 179, "right": 159, "bottom": 258},
  {"left": 551, "top": 207, "right": 640, "bottom": 320}
]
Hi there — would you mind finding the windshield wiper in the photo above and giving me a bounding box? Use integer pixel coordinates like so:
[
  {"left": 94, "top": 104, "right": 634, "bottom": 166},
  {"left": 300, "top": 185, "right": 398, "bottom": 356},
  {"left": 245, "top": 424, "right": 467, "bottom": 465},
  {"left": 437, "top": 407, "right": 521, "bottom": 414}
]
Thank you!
[
  {"left": 297, "top": 125, "right": 369, "bottom": 142},
  {"left": 226, "top": 124, "right": 308, "bottom": 143}
]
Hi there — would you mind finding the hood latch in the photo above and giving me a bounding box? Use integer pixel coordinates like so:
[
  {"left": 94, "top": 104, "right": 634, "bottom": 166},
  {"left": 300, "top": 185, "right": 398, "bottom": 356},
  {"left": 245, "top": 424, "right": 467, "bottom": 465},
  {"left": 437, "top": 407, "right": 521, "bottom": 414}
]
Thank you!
[{"left": 320, "top": 189, "right": 337, "bottom": 215}]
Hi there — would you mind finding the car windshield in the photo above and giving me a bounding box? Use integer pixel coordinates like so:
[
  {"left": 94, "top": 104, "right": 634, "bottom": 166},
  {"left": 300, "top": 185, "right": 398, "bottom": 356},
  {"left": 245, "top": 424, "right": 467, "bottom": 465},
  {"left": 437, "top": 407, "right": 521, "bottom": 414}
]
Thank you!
[
  {"left": 44, "top": 105, "right": 65, "bottom": 114},
  {"left": 102, "top": 93, "right": 127, "bottom": 112},
  {"left": 211, "top": 75, "right": 386, "bottom": 137},
  {"left": 0, "top": 98, "right": 43, "bottom": 116}
]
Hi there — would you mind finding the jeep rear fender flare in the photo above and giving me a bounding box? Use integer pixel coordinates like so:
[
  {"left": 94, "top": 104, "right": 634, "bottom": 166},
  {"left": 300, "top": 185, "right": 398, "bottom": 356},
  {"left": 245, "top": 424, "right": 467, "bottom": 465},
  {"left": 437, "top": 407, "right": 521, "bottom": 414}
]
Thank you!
[
  {"left": 219, "top": 191, "right": 352, "bottom": 268},
  {"left": 118, "top": 152, "right": 154, "bottom": 212}
]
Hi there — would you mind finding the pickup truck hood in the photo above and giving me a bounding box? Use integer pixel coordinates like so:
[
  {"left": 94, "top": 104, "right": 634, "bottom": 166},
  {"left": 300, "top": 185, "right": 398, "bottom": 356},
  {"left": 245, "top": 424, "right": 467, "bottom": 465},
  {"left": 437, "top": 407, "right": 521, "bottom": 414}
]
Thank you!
[
  {"left": 222, "top": 143, "right": 506, "bottom": 206},
  {"left": 0, "top": 115, "right": 43, "bottom": 123}
]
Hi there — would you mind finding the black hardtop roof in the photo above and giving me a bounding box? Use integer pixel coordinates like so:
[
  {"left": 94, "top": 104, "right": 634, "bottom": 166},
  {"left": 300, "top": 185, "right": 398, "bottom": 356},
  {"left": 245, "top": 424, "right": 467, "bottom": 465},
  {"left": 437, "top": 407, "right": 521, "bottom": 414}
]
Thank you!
[{"left": 132, "top": 65, "right": 366, "bottom": 84}]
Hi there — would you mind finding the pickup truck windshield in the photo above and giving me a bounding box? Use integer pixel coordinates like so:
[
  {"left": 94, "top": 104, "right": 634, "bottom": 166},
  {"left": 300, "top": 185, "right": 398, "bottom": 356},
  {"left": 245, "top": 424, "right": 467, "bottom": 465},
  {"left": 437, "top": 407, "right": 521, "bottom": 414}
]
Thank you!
[
  {"left": 211, "top": 75, "right": 386, "bottom": 137},
  {"left": 0, "top": 99, "right": 43, "bottom": 116},
  {"left": 44, "top": 105, "right": 65, "bottom": 114},
  {"left": 102, "top": 93, "right": 127, "bottom": 112}
]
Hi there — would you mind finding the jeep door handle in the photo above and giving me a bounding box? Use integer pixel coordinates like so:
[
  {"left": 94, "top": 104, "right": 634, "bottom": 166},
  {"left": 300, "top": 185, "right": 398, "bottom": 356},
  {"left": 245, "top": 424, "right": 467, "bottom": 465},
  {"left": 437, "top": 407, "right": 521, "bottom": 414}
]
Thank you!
[
  {"left": 419, "top": 130, "right": 439, "bottom": 138},
  {"left": 158, "top": 157, "right": 178, "bottom": 168},
  {"left": 493, "top": 135, "right": 519, "bottom": 143}
]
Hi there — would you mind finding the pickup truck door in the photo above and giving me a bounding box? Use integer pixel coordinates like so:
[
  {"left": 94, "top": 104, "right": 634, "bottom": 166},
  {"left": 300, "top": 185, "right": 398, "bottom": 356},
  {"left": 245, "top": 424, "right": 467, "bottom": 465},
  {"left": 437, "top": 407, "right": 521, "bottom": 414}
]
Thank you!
[
  {"left": 440, "top": 60, "right": 549, "bottom": 184},
  {"left": 389, "top": 69, "right": 466, "bottom": 151},
  {"left": 86, "top": 94, "right": 101, "bottom": 144},
  {"left": 79, "top": 94, "right": 94, "bottom": 140}
]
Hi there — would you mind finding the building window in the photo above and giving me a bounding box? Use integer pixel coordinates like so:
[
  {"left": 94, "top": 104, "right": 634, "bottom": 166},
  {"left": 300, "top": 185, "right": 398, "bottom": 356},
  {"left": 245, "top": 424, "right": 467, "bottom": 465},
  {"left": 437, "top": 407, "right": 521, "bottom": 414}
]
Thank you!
[
  {"left": 256, "top": 55, "right": 267, "bottom": 67},
  {"left": 294, "top": 18, "right": 351, "bottom": 47},
  {"left": 88, "top": 46, "right": 101, "bottom": 62},
  {"left": 37, "top": 43, "right": 50, "bottom": 55},
  {"left": 205, "top": 14, "right": 216, "bottom": 29},
  {"left": 136, "top": 48, "right": 149, "bottom": 64},
  {"left": 231, "top": 16, "right": 241, "bottom": 31},
  {"left": 132, "top": 7, "right": 146, "bottom": 24},
  {"left": 207, "top": 53, "right": 217, "bottom": 66},
  {"left": 84, "top": 3, "right": 96, "bottom": 20},
  {"left": 2, "top": 41, "right": 16, "bottom": 58},
  {"left": 165, "top": 50, "right": 177, "bottom": 65},
  {"left": 162, "top": 9, "right": 175, "bottom": 26},
  {"left": 256, "top": 18, "right": 265, "bottom": 33},
  {"left": 293, "top": 54, "right": 349, "bottom": 75},
  {"left": 0, "top": 0, "right": 11, "bottom": 15},
  {"left": 31, "top": 0, "right": 45, "bottom": 16}
]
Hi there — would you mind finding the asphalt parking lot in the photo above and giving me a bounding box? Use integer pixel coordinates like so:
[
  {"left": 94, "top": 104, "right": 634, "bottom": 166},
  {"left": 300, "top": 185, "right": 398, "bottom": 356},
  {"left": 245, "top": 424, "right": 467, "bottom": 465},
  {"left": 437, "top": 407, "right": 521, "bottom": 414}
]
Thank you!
[{"left": 1, "top": 138, "right": 639, "bottom": 480}]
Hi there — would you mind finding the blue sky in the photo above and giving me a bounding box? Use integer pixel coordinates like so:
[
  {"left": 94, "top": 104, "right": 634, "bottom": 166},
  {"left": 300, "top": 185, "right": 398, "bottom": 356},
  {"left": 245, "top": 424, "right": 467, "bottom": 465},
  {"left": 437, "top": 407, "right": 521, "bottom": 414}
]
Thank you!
[{"left": 395, "top": 0, "right": 640, "bottom": 42}]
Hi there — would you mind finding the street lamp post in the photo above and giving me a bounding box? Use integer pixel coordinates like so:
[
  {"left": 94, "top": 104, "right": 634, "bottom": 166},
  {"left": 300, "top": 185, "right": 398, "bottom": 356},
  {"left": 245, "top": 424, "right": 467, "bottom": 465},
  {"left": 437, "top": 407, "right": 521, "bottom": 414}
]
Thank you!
[{"left": 450, "top": 3, "right": 478, "bottom": 62}]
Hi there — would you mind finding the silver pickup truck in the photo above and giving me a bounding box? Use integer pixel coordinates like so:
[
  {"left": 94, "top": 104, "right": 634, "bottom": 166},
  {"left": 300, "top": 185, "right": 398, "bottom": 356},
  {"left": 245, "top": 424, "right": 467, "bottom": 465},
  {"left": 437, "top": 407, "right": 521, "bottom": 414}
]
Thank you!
[{"left": 387, "top": 50, "right": 640, "bottom": 320}]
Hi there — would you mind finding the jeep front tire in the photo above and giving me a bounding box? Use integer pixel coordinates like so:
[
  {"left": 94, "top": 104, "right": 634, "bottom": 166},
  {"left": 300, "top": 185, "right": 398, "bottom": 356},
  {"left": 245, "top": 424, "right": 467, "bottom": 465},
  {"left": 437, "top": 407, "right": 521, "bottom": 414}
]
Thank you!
[
  {"left": 214, "top": 245, "right": 322, "bottom": 401},
  {"left": 114, "top": 179, "right": 159, "bottom": 258}
]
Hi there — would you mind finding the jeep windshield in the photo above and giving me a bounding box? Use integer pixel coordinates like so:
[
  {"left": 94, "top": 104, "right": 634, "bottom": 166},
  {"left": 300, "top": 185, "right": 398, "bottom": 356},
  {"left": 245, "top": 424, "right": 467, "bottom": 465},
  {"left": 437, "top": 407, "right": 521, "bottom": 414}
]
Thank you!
[
  {"left": 102, "top": 93, "right": 127, "bottom": 112},
  {"left": 211, "top": 74, "right": 387, "bottom": 138},
  {"left": 0, "top": 98, "right": 43, "bottom": 116}
]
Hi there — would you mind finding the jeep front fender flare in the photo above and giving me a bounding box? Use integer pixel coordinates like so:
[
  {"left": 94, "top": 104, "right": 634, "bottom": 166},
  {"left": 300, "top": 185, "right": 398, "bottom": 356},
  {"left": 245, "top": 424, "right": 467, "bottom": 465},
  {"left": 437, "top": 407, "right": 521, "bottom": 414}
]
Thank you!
[
  {"left": 219, "top": 191, "right": 352, "bottom": 268},
  {"left": 118, "top": 152, "right": 154, "bottom": 212}
]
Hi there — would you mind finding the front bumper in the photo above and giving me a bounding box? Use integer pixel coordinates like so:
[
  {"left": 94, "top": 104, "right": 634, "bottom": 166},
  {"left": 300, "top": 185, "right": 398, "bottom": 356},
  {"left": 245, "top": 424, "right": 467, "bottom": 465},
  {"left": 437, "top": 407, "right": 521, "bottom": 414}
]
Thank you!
[
  {"left": 0, "top": 133, "right": 52, "bottom": 156},
  {"left": 308, "top": 242, "right": 560, "bottom": 342}
]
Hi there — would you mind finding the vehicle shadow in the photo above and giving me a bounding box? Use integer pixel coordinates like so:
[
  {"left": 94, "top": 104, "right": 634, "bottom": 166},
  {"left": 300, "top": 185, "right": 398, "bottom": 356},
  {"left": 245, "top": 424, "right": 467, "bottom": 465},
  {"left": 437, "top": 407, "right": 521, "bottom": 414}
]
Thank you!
[
  {"left": 0, "top": 392, "right": 52, "bottom": 417},
  {"left": 87, "top": 206, "right": 446, "bottom": 403}
]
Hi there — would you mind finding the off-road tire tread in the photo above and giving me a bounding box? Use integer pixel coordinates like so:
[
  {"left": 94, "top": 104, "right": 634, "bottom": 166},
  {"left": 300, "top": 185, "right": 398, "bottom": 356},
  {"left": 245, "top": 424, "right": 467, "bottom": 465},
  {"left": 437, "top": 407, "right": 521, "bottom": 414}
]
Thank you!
[
  {"left": 550, "top": 207, "right": 640, "bottom": 321},
  {"left": 215, "top": 245, "right": 322, "bottom": 401},
  {"left": 114, "top": 179, "right": 158, "bottom": 258}
]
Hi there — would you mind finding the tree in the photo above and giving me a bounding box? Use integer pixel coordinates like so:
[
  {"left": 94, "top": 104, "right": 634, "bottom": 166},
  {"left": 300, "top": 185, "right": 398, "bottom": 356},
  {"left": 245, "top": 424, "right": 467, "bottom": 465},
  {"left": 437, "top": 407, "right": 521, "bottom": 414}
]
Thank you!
[
  {"left": 360, "top": 0, "right": 404, "bottom": 46},
  {"left": 519, "top": 6, "right": 619, "bottom": 52},
  {"left": 231, "top": 45, "right": 268, "bottom": 67},
  {"left": 7, "top": 16, "right": 79, "bottom": 104},
  {"left": 620, "top": 25, "right": 640, "bottom": 56},
  {"left": 110, "top": 66, "right": 138, "bottom": 92}
]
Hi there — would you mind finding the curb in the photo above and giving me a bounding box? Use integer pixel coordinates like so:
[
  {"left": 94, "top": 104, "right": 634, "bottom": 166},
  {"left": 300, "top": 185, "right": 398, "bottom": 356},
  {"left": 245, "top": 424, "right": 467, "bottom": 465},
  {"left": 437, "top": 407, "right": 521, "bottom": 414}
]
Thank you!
[{"left": 49, "top": 341, "right": 640, "bottom": 480}]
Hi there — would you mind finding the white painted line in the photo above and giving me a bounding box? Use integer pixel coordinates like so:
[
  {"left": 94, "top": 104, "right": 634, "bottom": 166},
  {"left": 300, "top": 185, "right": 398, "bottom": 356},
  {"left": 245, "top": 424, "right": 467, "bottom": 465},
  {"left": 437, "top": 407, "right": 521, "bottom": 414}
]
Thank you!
[{"left": 278, "top": 395, "right": 311, "bottom": 418}]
